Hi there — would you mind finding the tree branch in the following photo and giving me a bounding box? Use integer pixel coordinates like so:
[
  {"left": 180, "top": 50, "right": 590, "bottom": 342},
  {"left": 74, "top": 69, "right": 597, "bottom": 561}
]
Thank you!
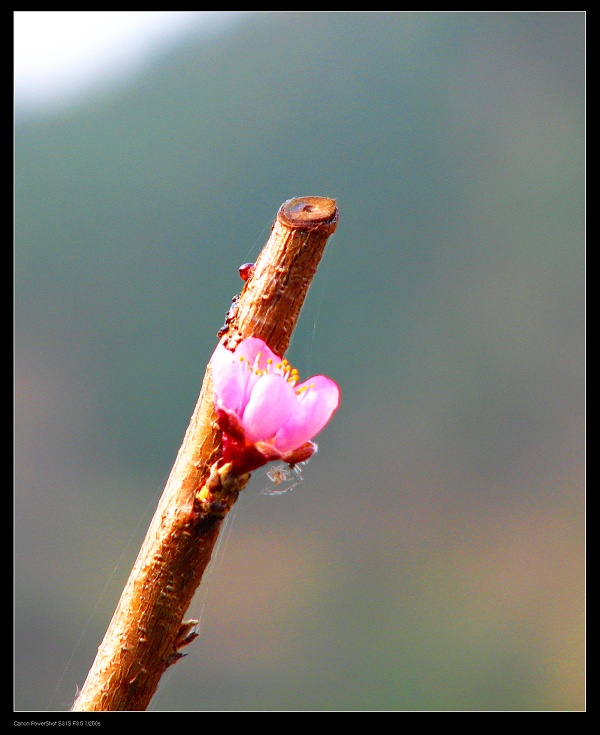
[{"left": 72, "top": 196, "right": 338, "bottom": 711}]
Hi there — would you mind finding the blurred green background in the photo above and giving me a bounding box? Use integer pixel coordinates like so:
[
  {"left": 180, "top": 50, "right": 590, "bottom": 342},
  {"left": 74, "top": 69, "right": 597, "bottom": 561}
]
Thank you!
[{"left": 15, "top": 12, "right": 584, "bottom": 711}]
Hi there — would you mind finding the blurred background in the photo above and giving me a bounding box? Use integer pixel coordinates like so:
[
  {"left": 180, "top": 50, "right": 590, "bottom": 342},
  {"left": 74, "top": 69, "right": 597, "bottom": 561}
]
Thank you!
[{"left": 15, "top": 11, "right": 584, "bottom": 711}]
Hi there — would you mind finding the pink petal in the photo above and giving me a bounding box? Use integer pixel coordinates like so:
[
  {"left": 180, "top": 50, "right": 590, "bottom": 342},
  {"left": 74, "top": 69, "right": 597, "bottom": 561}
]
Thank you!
[
  {"left": 211, "top": 344, "right": 250, "bottom": 415},
  {"left": 211, "top": 338, "right": 282, "bottom": 416},
  {"left": 242, "top": 373, "right": 297, "bottom": 443},
  {"left": 235, "top": 337, "right": 279, "bottom": 368},
  {"left": 273, "top": 376, "right": 340, "bottom": 453}
]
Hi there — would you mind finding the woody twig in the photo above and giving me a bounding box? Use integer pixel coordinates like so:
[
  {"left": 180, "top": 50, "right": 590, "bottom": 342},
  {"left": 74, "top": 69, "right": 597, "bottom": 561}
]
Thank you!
[{"left": 72, "top": 197, "right": 338, "bottom": 711}]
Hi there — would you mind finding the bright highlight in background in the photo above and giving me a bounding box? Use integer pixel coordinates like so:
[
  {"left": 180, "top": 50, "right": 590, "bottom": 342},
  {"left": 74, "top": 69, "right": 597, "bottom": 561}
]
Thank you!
[{"left": 14, "top": 11, "right": 239, "bottom": 112}]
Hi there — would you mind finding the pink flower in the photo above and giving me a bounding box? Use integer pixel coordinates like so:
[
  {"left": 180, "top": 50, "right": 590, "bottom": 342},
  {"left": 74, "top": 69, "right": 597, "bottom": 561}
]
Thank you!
[{"left": 211, "top": 337, "right": 340, "bottom": 473}]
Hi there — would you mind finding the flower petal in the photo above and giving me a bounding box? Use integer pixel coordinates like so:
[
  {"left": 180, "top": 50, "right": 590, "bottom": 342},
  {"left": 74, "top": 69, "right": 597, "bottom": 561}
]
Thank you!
[
  {"left": 211, "top": 344, "right": 250, "bottom": 415},
  {"left": 242, "top": 373, "right": 297, "bottom": 444},
  {"left": 235, "top": 336, "right": 279, "bottom": 370},
  {"left": 273, "top": 376, "right": 340, "bottom": 453},
  {"left": 211, "top": 338, "right": 282, "bottom": 415}
]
